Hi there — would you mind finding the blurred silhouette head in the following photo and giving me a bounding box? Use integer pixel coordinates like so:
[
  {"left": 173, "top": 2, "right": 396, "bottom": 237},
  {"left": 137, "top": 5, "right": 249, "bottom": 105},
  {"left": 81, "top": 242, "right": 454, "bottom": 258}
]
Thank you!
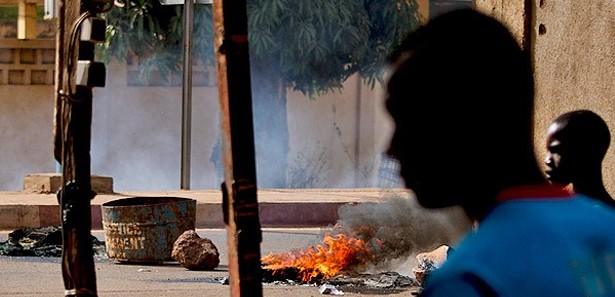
[
  {"left": 545, "top": 109, "right": 613, "bottom": 205},
  {"left": 385, "top": 9, "right": 543, "bottom": 219}
]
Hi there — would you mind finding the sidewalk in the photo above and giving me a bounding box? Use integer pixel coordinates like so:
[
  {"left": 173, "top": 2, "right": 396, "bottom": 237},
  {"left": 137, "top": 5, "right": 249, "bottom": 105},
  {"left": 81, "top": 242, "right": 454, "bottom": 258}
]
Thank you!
[{"left": 0, "top": 188, "right": 408, "bottom": 230}]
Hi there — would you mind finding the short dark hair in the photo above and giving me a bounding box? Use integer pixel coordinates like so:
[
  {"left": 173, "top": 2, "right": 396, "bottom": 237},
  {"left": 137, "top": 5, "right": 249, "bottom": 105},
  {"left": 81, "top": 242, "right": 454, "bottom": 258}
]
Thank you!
[
  {"left": 553, "top": 109, "right": 611, "bottom": 161},
  {"left": 386, "top": 8, "right": 535, "bottom": 159}
]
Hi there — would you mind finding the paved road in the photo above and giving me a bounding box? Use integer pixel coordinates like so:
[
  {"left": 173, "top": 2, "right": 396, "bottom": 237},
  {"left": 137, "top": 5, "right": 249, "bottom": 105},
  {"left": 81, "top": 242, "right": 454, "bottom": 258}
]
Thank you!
[{"left": 0, "top": 228, "right": 420, "bottom": 297}]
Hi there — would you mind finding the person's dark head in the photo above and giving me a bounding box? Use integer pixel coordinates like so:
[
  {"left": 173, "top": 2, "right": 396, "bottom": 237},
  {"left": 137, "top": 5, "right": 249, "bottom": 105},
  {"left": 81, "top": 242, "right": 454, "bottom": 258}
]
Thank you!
[
  {"left": 545, "top": 109, "right": 611, "bottom": 185},
  {"left": 385, "top": 9, "right": 543, "bottom": 219}
]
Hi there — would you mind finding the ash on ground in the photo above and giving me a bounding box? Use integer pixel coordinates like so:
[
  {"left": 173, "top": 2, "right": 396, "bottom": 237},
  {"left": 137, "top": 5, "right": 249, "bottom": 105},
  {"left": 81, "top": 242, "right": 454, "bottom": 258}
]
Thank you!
[
  {"left": 327, "top": 271, "right": 419, "bottom": 294},
  {"left": 0, "top": 226, "right": 106, "bottom": 258},
  {"left": 263, "top": 269, "right": 420, "bottom": 294}
]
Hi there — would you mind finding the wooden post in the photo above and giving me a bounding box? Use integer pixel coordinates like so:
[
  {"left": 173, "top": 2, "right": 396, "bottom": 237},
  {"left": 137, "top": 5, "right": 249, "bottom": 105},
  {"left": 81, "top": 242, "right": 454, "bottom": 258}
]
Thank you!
[
  {"left": 213, "top": 0, "right": 263, "bottom": 296},
  {"left": 53, "top": 0, "right": 109, "bottom": 296}
]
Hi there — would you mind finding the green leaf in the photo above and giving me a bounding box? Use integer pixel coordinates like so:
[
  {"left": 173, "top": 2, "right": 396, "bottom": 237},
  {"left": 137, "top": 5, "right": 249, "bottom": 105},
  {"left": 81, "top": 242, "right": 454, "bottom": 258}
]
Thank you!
[{"left": 101, "top": 0, "right": 422, "bottom": 92}]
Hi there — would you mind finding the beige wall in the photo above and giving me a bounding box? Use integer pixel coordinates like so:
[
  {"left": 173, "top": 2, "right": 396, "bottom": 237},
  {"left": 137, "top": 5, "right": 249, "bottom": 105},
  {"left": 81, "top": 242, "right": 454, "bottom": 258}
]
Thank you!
[
  {"left": 0, "top": 40, "right": 56, "bottom": 189},
  {"left": 97, "top": 63, "right": 388, "bottom": 191},
  {"left": 0, "top": 54, "right": 389, "bottom": 191},
  {"left": 477, "top": 0, "right": 615, "bottom": 195},
  {"left": 286, "top": 74, "right": 389, "bottom": 189},
  {"left": 0, "top": 0, "right": 431, "bottom": 192},
  {"left": 533, "top": 0, "right": 615, "bottom": 194},
  {"left": 0, "top": 85, "right": 56, "bottom": 188},
  {"left": 475, "top": 0, "right": 530, "bottom": 49},
  {"left": 0, "top": 0, "right": 437, "bottom": 192},
  {"left": 90, "top": 62, "right": 221, "bottom": 191}
]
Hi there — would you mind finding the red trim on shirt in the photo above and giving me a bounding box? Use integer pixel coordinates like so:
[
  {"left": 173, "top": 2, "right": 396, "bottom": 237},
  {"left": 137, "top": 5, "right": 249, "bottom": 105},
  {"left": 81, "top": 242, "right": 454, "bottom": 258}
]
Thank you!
[{"left": 496, "top": 183, "right": 574, "bottom": 202}]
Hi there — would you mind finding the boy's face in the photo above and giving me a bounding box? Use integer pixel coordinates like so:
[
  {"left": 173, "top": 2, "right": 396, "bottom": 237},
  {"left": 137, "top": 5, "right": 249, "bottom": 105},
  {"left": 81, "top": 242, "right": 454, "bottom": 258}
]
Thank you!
[{"left": 545, "top": 122, "right": 572, "bottom": 185}]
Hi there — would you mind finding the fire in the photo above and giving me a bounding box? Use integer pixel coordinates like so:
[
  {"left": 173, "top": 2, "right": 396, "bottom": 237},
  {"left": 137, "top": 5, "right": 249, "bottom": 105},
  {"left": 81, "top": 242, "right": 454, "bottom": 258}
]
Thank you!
[{"left": 261, "top": 225, "right": 378, "bottom": 282}]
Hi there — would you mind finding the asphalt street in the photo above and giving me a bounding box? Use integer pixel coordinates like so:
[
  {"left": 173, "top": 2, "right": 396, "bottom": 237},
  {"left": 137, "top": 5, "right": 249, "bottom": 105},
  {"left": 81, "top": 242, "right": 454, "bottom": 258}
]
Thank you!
[{"left": 0, "top": 228, "right": 420, "bottom": 297}]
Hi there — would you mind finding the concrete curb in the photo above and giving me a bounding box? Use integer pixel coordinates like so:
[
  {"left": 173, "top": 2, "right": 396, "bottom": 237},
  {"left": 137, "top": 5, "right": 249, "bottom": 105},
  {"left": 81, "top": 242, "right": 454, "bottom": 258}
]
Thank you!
[{"left": 0, "top": 188, "right": 408, "bottom": 230}]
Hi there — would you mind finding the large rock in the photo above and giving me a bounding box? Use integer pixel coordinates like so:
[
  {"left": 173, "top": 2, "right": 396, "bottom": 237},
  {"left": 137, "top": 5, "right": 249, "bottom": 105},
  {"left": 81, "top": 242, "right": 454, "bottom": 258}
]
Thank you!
[{"left": 171, "top": 230, "right": 220, "bottom": 270}]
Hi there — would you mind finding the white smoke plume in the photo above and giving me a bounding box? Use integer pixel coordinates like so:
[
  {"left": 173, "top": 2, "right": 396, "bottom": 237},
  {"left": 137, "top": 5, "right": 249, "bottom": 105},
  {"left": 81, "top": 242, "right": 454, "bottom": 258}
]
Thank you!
[{"left": 333, "top": 190, "right": 472, "bottom": 274}]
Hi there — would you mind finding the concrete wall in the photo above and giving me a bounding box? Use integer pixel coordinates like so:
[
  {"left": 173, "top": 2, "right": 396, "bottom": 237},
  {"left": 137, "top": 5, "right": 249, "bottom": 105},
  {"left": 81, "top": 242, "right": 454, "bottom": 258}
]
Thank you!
[
  {"left": 0, "top": 85, "right": 56, "bottom": 188},
  {"left": 286, "top": 74, "right": 390, "bottom": 189},
  {"left": 92, "top": 63, "right": 389, "bottom": 191},
  {"left": 477, "top": 0, "right": 615, "bottom": 195},
  {"left": 475, "top": 0, "right": 530, "bottom": 48},
  {"left": 0, "top": 46, "right": 391, "bottom": 191},
  {"left": 533, "top": 1, "right": 615, "bottom": 194},
  {"left": 0, "top": 40, "right": 57, "bottom": 189},
  {"left": 1, "top": 1, "right": 439, "bottom": 192},
  {"left": 3, "top": 0, "right": 608, "bottom": 200}
]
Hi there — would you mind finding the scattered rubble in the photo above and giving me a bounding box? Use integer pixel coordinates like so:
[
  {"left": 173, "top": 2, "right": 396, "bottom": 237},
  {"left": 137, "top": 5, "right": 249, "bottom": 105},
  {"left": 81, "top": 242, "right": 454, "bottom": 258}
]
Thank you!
[
  {"left": 328, "top": 271, "right": 417, "bottom": 288},
  {"left": 0, "top": 226, "right": 106, "bottom": 258},
  {"left": 412, "top": 244, "right": 452, "bottom": 286},
  {"left": 262, "top": 269, "right": 418, "bottom": 295},
  {"left": 171, "top": 230, "right": 220, "bottom": 270},
  {"left": 319, "top": 283, "right": 344, "bottom": 295}
]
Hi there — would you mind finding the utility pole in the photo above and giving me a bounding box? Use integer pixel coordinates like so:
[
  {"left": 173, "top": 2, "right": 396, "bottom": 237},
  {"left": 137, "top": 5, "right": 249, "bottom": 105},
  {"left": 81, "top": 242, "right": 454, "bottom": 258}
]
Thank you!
[
  {"left": 213, "top": 0, "right": 263, "bottom": 296},
  {"left": 159, "top": 0, "right": 212, "bottom": 190},
  {"left": 53, "top": 0, "right": 110, "bottom": 295},
  {"left": 180, "top": 0, "right": 194, "bottom": 190}
]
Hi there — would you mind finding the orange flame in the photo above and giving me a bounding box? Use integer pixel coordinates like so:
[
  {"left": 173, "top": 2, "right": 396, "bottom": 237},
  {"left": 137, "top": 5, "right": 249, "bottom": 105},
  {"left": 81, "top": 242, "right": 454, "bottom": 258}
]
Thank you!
[{"left": 261, "top": 227, "right": 376, "bottom": 282}]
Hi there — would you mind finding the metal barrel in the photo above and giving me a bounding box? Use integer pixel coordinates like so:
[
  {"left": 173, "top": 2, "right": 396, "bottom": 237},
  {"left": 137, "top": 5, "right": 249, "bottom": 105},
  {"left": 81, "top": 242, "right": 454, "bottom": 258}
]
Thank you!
[{"left": 101, "top": 196, "right": 197, "bottom": 263}]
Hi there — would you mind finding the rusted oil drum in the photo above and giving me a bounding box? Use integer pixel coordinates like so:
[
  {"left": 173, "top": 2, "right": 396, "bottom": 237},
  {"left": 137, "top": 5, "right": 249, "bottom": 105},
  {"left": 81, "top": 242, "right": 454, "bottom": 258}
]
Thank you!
[{"left": 101, "top": 196, "right": 196, "bottom": 263}]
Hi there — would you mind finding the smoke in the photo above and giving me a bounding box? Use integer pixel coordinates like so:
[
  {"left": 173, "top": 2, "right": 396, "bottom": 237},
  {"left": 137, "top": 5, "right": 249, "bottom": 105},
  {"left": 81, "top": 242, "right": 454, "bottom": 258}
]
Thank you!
[
  {"left": 88, "top": 62, "right": 222, "bottom": 191},
  {"left": 333, "top": 190, "right": 472, "bottom": 275}
]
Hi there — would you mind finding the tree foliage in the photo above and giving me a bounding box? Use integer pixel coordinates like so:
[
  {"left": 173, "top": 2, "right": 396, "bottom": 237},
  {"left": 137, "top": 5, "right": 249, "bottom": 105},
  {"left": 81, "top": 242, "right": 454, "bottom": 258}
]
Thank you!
[
  {"left": 97, "top": 0, "right": 214, "bottom": 83},
  {"left": 98, "top": 0, "right": 423, "bottom": 93}
]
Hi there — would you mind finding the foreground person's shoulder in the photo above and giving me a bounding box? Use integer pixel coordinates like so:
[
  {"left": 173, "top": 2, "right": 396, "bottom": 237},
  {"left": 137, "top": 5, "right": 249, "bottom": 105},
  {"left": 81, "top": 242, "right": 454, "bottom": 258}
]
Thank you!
[{"left": 419, "top": 272, "right": 496, "bottom": 297}]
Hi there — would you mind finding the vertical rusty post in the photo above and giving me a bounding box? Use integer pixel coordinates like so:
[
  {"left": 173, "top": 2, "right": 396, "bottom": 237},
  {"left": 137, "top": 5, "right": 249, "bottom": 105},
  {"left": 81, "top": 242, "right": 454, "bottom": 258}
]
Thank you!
[
  {"left": 53, "top": 0, "right": 108, "bottom": 295},
  {"left": 213, "top": 0, "right": 263, "bottom": 296}
]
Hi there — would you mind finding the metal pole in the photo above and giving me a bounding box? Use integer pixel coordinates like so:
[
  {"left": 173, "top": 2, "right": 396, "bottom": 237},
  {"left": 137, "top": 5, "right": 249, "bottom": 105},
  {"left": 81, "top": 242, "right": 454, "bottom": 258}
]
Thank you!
[
  {"left": 354, "top": 77, "right": 361, "bottom": 187},
  {"left": 181, "top": 0, "right": 194, "bottom": 189}
]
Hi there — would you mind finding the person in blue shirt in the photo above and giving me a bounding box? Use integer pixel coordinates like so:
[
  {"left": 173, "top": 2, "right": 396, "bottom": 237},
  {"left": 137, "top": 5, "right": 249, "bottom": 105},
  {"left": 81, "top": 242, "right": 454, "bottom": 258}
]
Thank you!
[
  {"left": 384, "top": 8, "right": 615, "bottom": 297},
  {"left": 545, "top": 109, "right": 615, "bottom": 208}
]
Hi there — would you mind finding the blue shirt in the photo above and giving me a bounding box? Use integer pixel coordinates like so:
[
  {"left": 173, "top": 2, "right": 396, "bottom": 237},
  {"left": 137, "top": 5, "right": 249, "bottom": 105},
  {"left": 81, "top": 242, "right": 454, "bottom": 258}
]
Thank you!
[{"left": 420, "top": 193, "right": 615, "bottom": 297}]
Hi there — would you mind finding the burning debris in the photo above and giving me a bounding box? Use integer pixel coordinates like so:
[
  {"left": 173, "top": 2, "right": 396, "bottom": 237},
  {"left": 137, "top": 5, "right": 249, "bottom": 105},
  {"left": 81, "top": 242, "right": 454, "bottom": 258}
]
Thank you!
[
  {"left": 0, "top": 226, "right": 106, "bottom": 258},
  {"left": 261, "top": 224, "right": 379, "bottom": 283},
  {"left": 260, "top": 223, "right": 420, "bottom": 294},
  {"left": 260, "top": 193, "right": 469, "bottom": 294}
]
